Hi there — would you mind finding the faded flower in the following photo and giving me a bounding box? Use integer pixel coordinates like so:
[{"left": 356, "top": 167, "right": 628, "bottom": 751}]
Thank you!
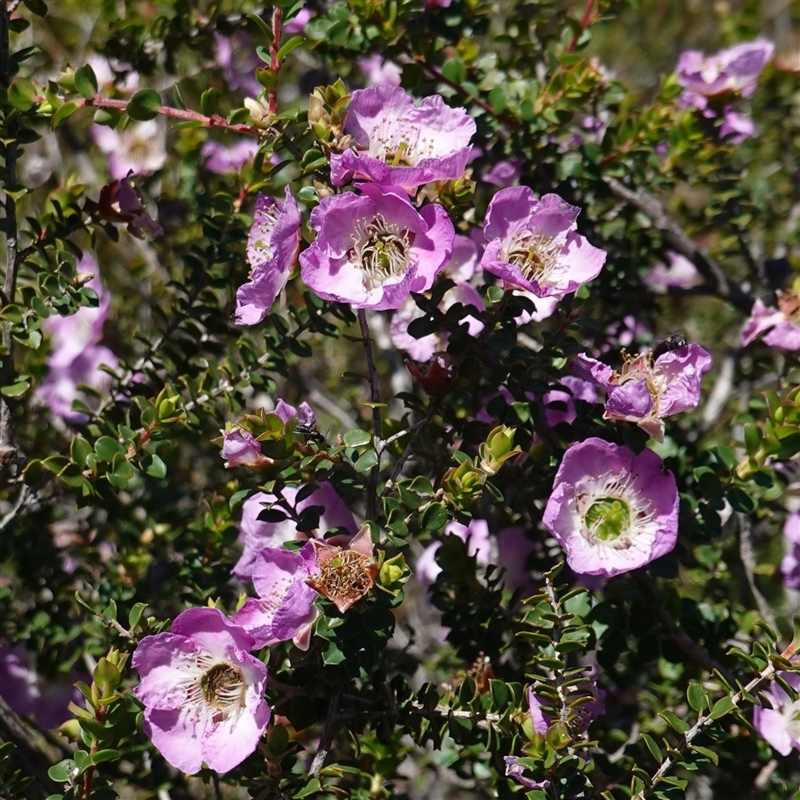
[
  {"left": 753, "top": 671, "right": 800, "bottom": 756},
  {"left": 574, "top": 342, "right": 712, "bottom": 442},
  {"left": 542, "top": 438, "right": 680, "bottom": 577},
  {"left": 741, "top": 293, "right": 800, "bottom": 351}
]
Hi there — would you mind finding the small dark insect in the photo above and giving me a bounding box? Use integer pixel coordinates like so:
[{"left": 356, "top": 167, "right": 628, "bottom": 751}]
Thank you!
[
  {"left": 652, "top": 332, "right": 688, "bottom": 359},
  {"left": 295, "top": 423, "right": 326, "bottom": 444}
]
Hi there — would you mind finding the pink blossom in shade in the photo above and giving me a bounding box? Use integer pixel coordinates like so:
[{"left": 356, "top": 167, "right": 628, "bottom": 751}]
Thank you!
[
  {"left": 37, "top": 345, "right": 118, "bottom": 424},
  {"left": 512, "top": 290, "right": 561, "bottom": 325},
  {"left": 781, "top": 512, "right": 800, "bottom": 590},
  {"left": 644, "top": 251, "right": 700, "bottom": 292},
  {"left": 543, "top": 437, "right": 680, "bottom": 578},
  {"left": 97, "top": 176, "right": 163, "bottom": 238},
  {"left": 481, "top": 187, "right": 607, "bottom": 298},
  {"left": 496, "top": 525, "right": 536, "bottom": 595},
  {"left": 753, "top": 671, "right": 800, "bottom": 756},
  {"left": 220, "top": 428, "right": 271, "bottom": 469},
  {"left": 86, "top": 55, "right": 139, "bottom": 94},
  {"left": 358, "top": 54, "right": 402, "bottom": 87},
  {"left": 272, "top": 399, "right": 316, "bottom": 428},
  {"left": 235, "top": 188, "right": 302, "bottom": 326},
  {"left": 445, "top": 234, "right": 481, "bottom": 282},
  {"left": 416, "top": 519, "right": 493, "bottom": 586},
  {"left": 542, "top": 376, "right": 597, "bottom": 428},
  {"left": 503, "top": 757, "right": 550, "bottom": 790},
  {"left": 0, "top": 645, "right": 86, "bottom": 728},
  {"left": 574, "top": 343, "right": 713, "bottom": 443},
  {"left": 91, "top": 119, "right": 167, "bottom": 181},
  {"left": 676, "top": 39, "right": 774, "bottom": 98},
  {"left": 284, "top": 7, "right": 313, "bottom": 33},
  {"left": 133, "top": 607, "right": 270, "bottom": 775},
  {"left": 233, "top": 483, "right": 357, "bottom": 581},
  {"left": 390, "top": 282, "right": 484, "bottom": 361},
  {"left": 741, "top": 293, "right": 800, "bottom": 351},
  {"left": 300, "top": 183, "right": 455, "bottom": 311},
  {"left": 202, "top": 138, "right": 259, "bottom": 174},
  {"left": 426, "top": 0, "right": 453, "bottom": 7},
  {"left": 483, "top": 159, "right": 522, "bottom": 188},
  {"left": 215, "top": 32, "right": 262, "bottom": 97},
  {"left": 329, "top": 85, "right": 476, "bottom": 188},
  {"left": 720, "top": 107, "right": 756, "bottom": 143},
  {"left": 232, "top": 542, "right": 320, "bottom": 650}
]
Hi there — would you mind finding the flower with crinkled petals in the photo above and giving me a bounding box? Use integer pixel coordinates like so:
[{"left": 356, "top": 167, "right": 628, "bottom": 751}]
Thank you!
[
  {"left": 676, "top": 39, "right": 774, "bottom": 99},
  {"left": 307, "top": 525, "right": 378, "bottom": 613},
  {"left": 574, "top": 343, "right": 713, "bottom": 443},
  {"left": 416, "top": 519, "right": 492, "bottom": 587},
  {"left": 232, "top": 542, "right": 320, "bottom": 650},
  {"left": 358, "top": 54, "right": 402, "bottom": 87},
  {"left": 503, "top": 757, "right": 550, "bottom": 790},
  {"left": 781, "top": 512, "right": 800, "bottom": 590},
  {"left": 202, "top": 139, "right": 259, "bottom": 174},
  {"left": 542, "top": 376, "right": 598, "bottom": 428},
  {"left": 543, "top": 438, "right": 679, "bottom": 577},
  {"left": 300, "top": 183, "right": 454, "bottom": 311},
  {"left": 753, "top": 671, "right": 800, "bottom": 756},
  {"left": 235, "top": 188, "right": 302, "bottom": 325},
  {"left": 481, "top": 187, "right": 606, "bottom": 298},
  {"left": 92, "top": 119, "right": 166, "bottom": 180},
  {"left": 233, "top": 483, "right": 357, "bottom": 581},
  {"left": 220, "top": 428, "right": 272, "bottom": 469},
  {"left": 644, "top": 251, "right": 700, "bottom": 293},
  {"left": 720, "top": 107, "right": 756, "bottom": 143},
  {"left": 273, "top": 398, "right": 316, "bottom": 428},
  {"left": 133, "top": 607, "right": 270, "bottom": 775},
  {"left": 741, "top": 293, "right": 800, "bottom": 351},
  {"left": 483, "top": 159, "right": 522, "bottom": 188},
  {"left": 329, "top": 85, "right": 476, "bottom": 188}
]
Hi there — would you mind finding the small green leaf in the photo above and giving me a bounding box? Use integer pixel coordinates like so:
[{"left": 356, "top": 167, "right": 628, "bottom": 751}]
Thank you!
[
  {"left": 709, "top": 696, "right": 737, "bottom": 720},
  {"left": 343, "top": 429, "right": 371, "bottom": 447},
  {"left": 48, "top": 759, "right": 75, "bottom": 782},
  {"left": 145, "top": 453, "right": 167, "bottom": 479},
  {"left": 95, "top": 436, "right": 123, "bottom": 461},
  {"left": 276, "top": 35, "right": 304, "bottom": 62},
  {"left": 74, "top": 64, "right": 98, "bottom": 99},
  {"left": 129, "top": 602, "right": 147, "bottom": 630},
  {"left": 420, "top": 502, "right": 448, "bottom": 532},
  {"left": 127, "top": 88, "right": 161, "bottom": 121},
  {"left": 1, "top": 379, "right": 30, "bottom": 397},
  {"left": 641, "top": 732, "right": 662, "bottom": 762},
  {"left": 687, "top": 682, "right": 707, "bottom": 713},
  {"left": 8, "top": 77, "right": 37, "bottom": 111},
  {"left": 70, "top": 435, "right": 93, "bottom": 467},
  {"left": 91, "top": 748, "right": 121, "bottom": 764},
  {"left": 660, "top": 709, "right": 690, "bottom": 733},
  {"left": 51, "top": 101, "right": 78, "bottom": 129},
  {"left": 354, "top": 449, "right": 378, "bottom": 473},
  {"left": 200, "top": 88, "right": 220, "bottom": 117},
  {"left": 690, "top": 744, "right": 719, "bottom": 765}
]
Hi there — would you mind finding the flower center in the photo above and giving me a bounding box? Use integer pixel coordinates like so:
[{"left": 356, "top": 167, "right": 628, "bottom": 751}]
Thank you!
[
  {"left": 350, "top": 214, "right": 412, "bottom": 291},
  {"left": 200, "top": 663, "right": 246, "bottom": 710},
  {"left": 310, "top": 550, "right": 374, "bottom": 606},
  {"left": 584, "top": 497, "right": 631, "bottom": 541},
  {"left": 368, "top": 118, "right": 435, "bottom": 166},
  {"left": 504, "top": 231, "right": 562, "bottom": 285},
  {"left": 575, "top": 470, "right": 655, "bottom": 550},
  {"left": 787, "top": 701, "right": 800, "bottom": 741},
  {"left": 249, "top": 205, "right": 280, "bottom": 266}
]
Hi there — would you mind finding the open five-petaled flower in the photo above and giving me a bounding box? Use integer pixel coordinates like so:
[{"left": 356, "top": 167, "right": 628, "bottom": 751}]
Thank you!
[{"left": 133, "top": 607, "right": 270, "bottom": 774}]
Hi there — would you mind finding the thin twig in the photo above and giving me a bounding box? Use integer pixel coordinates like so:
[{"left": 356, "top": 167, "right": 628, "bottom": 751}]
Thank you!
[
  {"left": 0, "top": 481, "right": 33, "bottom": 532},
  {"left": 604, "top": 176, "right": 753, "bottom": 315},
  {"left": 358, "top": 310, "right": 382, "bottom": 521},
  {"left": 310, "top": 688, "right": 342, "bottom": 779},
  {"left": 268, "top": 7, "right": 282, "bottom": 117},
  {"left": 566, "top": 0, "right": 597, "bottom": 53},
  {"left": 737, "top": 512, "right": 778, "bottom": 631},
  {"left": 380, "top": 416, "right": 431, "bottom": 497}
]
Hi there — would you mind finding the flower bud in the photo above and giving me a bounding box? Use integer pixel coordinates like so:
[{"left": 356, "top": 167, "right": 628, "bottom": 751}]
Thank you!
[
  {"left": 479, "top": 425, "right": 521, "bottom": 476},
  {"left": 442, "top": 460, "right": 485, "bottom": 506}
]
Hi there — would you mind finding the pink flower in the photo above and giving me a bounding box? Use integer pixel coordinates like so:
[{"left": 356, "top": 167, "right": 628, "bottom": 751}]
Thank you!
[
  {"left": 446, "top": 234, "right": 481, "bottom": 282},
  {"left": 232, "top": 542, "right": 320, "bottom": 650},
  {"left": 300, "top": 183, "right": 454, "bottom": 311},
  {"left": 720, "top": 107, "right": 756, "bottom": 143},
  {"left": 542, "top": 376, "right": 597, "bottom": 428},
  {"left": 781, "top": 512, "right": 800, "bottom": 590},
  {"left": 133, "top": 608, "right": 270, "bottom": 774},
  {"left": 390, "top": 282, "right": 484, "bottom": 361},
  {"left": 220, "top": 428, "right": 272, "bottom": 469},
  {"left": 644, "top": 252, "right": 700, "bottom": 292},
  {"left": 235, "top": 188, "right": 302, "bottom": 325},
  {"left": 676, "top": 39, "right": 774, "bottom": 98},
  {"left": 574, "top": 343, "right": 713, "bottom": 442},
  {"left": 753, "top": 671, "right": 800, "bottom": 756},
  {"left": 92, "top": 119, "right": 167, "bottom": 180},
  {"left": 284, "top": 7, "right": 313, "bottom": 34},
  {"left": 358, "top": 54, "right": 402, "bottom": 87},
  {"left": 202, "top": 138, "right": 259, "bottom": 174},
  {"left": 503, "top": 757, "right": 550, "bottom": 790},
  {"left": 329, "top": 85, "right": 476, "bottom": 188},
  {"left": 233, "top": 483, "right": 357, "bottom": 581},
  {"left": 97, "top": 176, "right": 163, "bottom": 238},
  {"left": 542, "top": 438, "right": 679, "bottom": 577},
  {"left": 215, "top": 32, "right": 262, "bottom": 97},
  {"left": 483, "top": 159, "right": 522, "bottom": 188},
  {"left": 416, "top": 518, "right": 492, "bottom": 586},
  {"left": 481, "top": 187, "right": 606, "bottom": 298},
  {"left": 273, "top": 399, "right": 316, "bottom": 428},
  {"left": 741, "top": 294, "right": 800, "bottom": 351}
]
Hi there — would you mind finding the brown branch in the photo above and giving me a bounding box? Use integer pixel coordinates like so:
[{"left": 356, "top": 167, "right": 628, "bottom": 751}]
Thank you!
[
  {"left": 268, "top": 7, "right": 282, "bottom": 117},
  {"left": 358, "top": 310, "right": 383, "bottom": 521},
  {"left": 309, "top": 688, "right": 342, "bottom": 779},
  {"left": 604, "top": 176, "right": 754, "bottom": 315},
  {"left": 566, "top": 0, "right": 597, "bottom": 53},
  {"left": 737, "top": 512, "right": 778, "bottom": 631},
  {"left": 80, "top": 95, "right": 259, "bottom": 136}
]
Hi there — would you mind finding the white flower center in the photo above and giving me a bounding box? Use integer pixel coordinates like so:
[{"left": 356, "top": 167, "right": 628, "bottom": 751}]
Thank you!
[
  {"left": 786, "top": 700, "right": 800, "bottom": 741},
  {"left": 349, "top": 213, "right": 412, "bottom": 291},
  {"left": 181, "top": 653, "right": 247, "bottom": 724},
  {"left": 574, "top": 470, "right": 655, "bottom": 549},
  {"left": 503, "top": 231, "right": 563, "bottom": 286},
  {"left": 367, "top": 118, "right": 435, "bottom": 166},
  {"left": 249, "top": 205, "right": 280, "bottom": 266}
]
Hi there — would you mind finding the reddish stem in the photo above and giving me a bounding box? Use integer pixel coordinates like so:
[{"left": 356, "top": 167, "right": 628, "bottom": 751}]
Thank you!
[
  {"left": 79, "top": 95, "right": 259, "bottom": 136},
  {"left": 567, "top": 0, "right": 597, "bottom": 53},
  {"left": 269, "top": 7, "right": 282, "bottom": 116}
]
